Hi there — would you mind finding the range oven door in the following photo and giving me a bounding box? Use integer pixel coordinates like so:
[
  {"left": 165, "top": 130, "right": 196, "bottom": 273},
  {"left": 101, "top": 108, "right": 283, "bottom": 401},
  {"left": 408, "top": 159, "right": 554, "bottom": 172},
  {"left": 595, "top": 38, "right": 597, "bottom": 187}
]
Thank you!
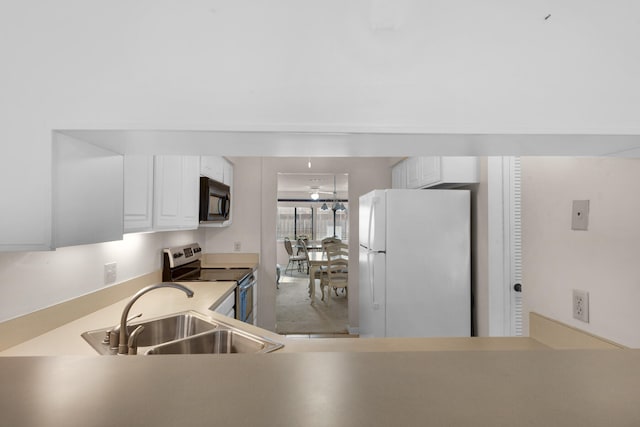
[{"left": 236, "top": 274, "right": 256, "bottom": 324}]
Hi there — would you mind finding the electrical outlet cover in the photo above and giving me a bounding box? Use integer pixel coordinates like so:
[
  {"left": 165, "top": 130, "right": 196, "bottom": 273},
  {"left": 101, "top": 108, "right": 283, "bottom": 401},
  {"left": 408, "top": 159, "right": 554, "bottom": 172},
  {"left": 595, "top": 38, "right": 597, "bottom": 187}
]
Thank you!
[{"left": 572, "top": 289, "right": 589, "bottom": 322}]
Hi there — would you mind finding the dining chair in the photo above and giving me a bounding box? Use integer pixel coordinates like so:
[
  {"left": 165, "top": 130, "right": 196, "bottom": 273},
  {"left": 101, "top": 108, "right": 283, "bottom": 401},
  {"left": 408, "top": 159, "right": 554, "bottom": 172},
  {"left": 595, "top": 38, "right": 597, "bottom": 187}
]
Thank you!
[
  {"left": 284, "top": 237, "right": 306, "bottom": 275},
  {"left": 321, "top": 237, "right": 341, "bottom": 246},
  {"left": 296, "top": 238, "right": 310, "bottom": 274},
  {"left": 320, "top": 242, "right": 348, "bottom": 302},
  {"left": 320, "top": 237, "right": 341, "bottom": 260}
]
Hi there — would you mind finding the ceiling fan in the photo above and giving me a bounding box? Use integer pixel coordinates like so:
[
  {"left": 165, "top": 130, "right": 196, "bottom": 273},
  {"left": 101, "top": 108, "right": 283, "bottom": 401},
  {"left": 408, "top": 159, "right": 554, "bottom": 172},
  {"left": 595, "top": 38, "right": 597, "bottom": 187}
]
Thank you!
[
  {"left": 308, "top": 187, "right": 334, "bottom": 200},
  {"left": 309, "top": 176, "right": 346, "bottom": 211}
]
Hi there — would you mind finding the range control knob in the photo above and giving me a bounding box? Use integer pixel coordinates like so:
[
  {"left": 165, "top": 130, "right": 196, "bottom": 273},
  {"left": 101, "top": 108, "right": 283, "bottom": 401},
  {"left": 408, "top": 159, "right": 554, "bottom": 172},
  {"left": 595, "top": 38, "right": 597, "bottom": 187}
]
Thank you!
[{"left": 173, "top": 252, "right": 183, "bottom": 259}]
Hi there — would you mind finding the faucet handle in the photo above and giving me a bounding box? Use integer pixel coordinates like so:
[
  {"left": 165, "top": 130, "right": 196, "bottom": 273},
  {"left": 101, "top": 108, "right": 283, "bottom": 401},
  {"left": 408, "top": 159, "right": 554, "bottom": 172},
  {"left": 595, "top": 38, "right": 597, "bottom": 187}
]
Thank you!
[
  {"left": 106, "top": 312, "right": 143, "bottom": 348},
  {"left": 127, "top": 325, "right": 146, "bottom": 355}
]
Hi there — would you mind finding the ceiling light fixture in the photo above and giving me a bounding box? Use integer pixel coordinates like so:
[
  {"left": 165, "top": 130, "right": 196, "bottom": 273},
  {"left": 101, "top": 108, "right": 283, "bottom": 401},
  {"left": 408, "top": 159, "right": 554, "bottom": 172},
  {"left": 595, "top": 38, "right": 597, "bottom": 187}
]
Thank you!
[
  {"left": 320, "top": 175, "right": 346, "bottom": 212},
  {"left": 310, "top": 191, "right": 320, "bottom": 200}
]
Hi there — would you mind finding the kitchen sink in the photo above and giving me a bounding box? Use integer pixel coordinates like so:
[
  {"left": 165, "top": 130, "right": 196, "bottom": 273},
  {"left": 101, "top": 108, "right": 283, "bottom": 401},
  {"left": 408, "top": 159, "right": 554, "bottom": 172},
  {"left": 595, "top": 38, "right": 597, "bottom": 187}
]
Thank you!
[
  {"left": 81, "top": 311, "right": 220, "bottom": 355},
  {"left": 81, "top": 311, "right": 283, "bottom": 355},
  {"left": 146, "top": 329, "right": 283, "bottom": 355}
]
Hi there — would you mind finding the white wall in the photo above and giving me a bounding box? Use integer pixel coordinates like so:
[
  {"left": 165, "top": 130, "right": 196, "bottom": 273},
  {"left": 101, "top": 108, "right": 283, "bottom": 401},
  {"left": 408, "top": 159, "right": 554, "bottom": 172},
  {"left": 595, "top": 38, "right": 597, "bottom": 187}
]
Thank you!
[
  {"left": 522, "top": 157, "right": 640, "bottom": 348},
  {"left": 3, "top": 1, "right": 640, "bottom": 250},
  {"left": 0, "top": 230, "right": 204, "bottom": 322},
  {"left": 204, "top": 158, "right": 262, "bottom": 254}
]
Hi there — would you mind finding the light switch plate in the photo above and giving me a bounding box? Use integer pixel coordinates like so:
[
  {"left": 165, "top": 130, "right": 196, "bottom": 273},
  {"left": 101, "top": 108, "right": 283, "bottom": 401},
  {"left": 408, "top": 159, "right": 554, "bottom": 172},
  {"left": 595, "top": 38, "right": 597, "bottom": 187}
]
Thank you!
[{"left": 571, "top": 200, "right": 589, "bottom": 230}]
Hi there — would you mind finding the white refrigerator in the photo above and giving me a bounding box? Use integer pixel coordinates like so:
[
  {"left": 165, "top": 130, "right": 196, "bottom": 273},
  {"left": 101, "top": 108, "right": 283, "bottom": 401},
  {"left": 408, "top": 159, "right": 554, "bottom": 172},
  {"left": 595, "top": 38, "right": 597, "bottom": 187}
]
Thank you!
[{"left": 358, "top": 189, "right": 470, "bottom": 338}]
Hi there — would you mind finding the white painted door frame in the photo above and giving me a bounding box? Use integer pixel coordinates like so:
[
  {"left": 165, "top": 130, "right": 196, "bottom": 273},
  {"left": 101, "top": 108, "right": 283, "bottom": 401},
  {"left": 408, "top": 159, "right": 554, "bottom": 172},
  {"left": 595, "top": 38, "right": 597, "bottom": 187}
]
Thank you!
[{"left": 487, "top": 157, "right": 523, "bottom": 336}]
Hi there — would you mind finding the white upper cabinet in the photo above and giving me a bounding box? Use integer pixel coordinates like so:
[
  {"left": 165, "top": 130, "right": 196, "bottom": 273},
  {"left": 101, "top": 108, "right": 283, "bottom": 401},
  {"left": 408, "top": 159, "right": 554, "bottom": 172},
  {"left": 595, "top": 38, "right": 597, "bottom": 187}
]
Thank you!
[
  {"left": 201, "top": 156, "right": 233, "bottom": 185},
  {"left": 52, "top": 133, "right": 124, "bottom": 248},
  {"left": 153, "top": 156, "right": 200, "bottom": 231},
  {"left": 123, "top": 155, "right": 154, "bottom": 233},
  {"left": 392, "top": 160, "right": 407, "bottom": 189},
  {"left": 180, "top": 156, "right": 200, "bottom": 227},
  {"left": 394, "top": 157, "right": 479, "bottom": 189},
  {"left": 200, "top": 156, "right": 224, "bottom": 182}
]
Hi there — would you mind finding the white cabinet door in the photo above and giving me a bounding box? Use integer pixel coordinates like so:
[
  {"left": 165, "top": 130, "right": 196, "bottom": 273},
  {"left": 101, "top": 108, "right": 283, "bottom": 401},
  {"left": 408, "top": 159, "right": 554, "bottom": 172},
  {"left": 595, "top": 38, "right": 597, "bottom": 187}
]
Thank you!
[
  {"left": 124, "top": 155, "right": 154, "bottom": 233},
  {"left": 153, "top": 156, "right": 199, "bottom": 230},
  {"left": 214, "top": 292, "right": 236, "bottom": 318},
  {"left": 200, "top": 156, "right": 224, "bottom": 182},
  {"left": 404, "top": 156, "right": 479, "bottom": 189},
  {"left": 180, "top": 156, "right": 200, "bottom": 229},
  {"left": 418, "top": 156, "right": 442, "bottom": 187},
  {"left": 391, "top": 160, "right": 407, "bottom": 189},
  {"left": 405, "top": 157, "right": 422, "bottom": 188}
]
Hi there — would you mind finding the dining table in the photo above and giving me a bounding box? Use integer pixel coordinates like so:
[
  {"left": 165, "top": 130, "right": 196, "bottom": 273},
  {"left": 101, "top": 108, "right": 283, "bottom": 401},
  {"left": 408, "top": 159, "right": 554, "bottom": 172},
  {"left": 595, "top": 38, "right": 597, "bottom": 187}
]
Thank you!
[{"left": 296, "top": 241, "right": 323, "bottom": 252}]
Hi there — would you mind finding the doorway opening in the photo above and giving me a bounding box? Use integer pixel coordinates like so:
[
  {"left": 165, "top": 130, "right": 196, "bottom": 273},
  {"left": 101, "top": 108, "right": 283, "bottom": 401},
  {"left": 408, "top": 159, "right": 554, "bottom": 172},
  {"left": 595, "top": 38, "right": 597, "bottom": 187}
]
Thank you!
[{"left": 275, "top": 172, "right": 349, "bottom": 335}]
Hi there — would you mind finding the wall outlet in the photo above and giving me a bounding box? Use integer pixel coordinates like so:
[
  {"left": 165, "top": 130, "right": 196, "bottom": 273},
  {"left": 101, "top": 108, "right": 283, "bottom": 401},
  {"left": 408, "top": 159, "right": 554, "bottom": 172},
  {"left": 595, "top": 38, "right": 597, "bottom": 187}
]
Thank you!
[
  {"left": 104, "top": 262, "right": 117, "bottom": 285},
  {"left": 573, "top": 289, "right": 589, "bottom": 322},
  {"left": 233, "top": 241, "right": 241, "bottom": 252}
]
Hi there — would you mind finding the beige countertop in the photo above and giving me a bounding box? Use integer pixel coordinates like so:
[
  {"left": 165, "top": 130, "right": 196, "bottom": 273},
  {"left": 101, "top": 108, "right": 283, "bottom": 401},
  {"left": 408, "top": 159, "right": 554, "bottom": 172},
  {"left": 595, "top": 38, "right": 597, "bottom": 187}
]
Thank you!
[
  {"left": 279, "top": 336, "right": 549, "bottom": 352},
  {"left": 1, "top": 350, "right": 639, "bottom": 426},
  {"left": 2, "top": 265, "right": 636, "bottom": 425},
  {"left": 0, "top": 281, "right": 237, "bottom": 357},
  {"left": 0, "top": 278, "right": 549, "bottom": 356},
  {"left": 201, "top": 252, "right": 259, "bottom": 270}
]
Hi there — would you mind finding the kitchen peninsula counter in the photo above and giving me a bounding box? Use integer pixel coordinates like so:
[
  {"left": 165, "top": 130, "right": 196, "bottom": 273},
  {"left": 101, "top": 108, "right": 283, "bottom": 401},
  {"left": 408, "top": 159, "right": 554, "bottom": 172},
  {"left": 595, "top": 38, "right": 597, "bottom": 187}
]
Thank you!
[
  {"left": 1, "top": 275, "right": 637, "bottom": 425},
  {"left": 1, "top": 349, "right": 639, "bottom": 426}
]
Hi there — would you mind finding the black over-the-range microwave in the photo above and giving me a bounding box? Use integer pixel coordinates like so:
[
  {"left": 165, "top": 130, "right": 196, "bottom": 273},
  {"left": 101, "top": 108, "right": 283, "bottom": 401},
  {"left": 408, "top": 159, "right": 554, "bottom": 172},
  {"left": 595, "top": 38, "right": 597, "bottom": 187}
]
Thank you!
[{"left": 199, "top": 177, "right": 231, "bottom": 223}]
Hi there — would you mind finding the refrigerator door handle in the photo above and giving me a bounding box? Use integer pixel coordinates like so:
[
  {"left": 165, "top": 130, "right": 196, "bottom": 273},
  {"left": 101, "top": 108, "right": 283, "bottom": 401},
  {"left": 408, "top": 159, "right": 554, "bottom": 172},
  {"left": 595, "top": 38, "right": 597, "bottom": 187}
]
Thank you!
[
  {"left": 369, "top": 252, "right": 380, "bottom": 310},
  {"left": 367, "top": 196, "right": 378, "bottom": 250}
]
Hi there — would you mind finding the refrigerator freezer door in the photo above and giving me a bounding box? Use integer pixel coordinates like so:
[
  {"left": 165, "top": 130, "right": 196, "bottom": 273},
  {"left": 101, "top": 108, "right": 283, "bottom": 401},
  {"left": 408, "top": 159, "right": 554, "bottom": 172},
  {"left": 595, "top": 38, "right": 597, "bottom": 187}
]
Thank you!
[
  {"left": 358, "top": 247, "right": 387, "bottom": 338},
  {"left": 358, "top": 190, "right": 386, "bottom": 251}
]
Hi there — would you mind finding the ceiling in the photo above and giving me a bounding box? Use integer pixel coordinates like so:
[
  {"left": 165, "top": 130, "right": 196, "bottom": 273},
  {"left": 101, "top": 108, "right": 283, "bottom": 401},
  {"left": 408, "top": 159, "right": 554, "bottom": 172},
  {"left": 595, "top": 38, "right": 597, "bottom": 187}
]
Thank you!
[{"left": 277, "top": 173, "right": 348, "bottom": 199}]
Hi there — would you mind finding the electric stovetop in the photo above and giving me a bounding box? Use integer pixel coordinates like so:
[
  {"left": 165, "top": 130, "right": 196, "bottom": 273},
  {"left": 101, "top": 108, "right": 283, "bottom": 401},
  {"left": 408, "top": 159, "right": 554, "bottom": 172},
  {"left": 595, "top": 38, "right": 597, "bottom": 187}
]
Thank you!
[
  {"left": 198, "top": 268, "right": 253, "bottom": 282},
  {"left": 162, "top": 242, "right": 253, "bottom": 283}
]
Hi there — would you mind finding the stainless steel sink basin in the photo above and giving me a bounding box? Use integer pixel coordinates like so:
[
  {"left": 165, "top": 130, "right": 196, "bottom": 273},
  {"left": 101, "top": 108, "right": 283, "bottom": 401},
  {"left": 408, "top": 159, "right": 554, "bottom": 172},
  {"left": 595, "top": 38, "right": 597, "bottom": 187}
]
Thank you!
[
  {"left": 81, "top": 311, "right": 283, "bottom": 355},
  {"left": 81, "top": 311, "right": 219, "bottom": 355},
  {"left": 145, "top": 329, "right": 283, "bottom": 355}
]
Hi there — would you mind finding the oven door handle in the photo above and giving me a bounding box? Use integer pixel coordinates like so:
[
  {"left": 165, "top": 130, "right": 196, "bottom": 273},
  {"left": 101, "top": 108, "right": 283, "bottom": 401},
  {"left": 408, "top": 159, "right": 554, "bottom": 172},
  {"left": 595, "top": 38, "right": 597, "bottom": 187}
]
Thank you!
[{"left": 238, "top": 276, "right": 256, "bottom": 291}]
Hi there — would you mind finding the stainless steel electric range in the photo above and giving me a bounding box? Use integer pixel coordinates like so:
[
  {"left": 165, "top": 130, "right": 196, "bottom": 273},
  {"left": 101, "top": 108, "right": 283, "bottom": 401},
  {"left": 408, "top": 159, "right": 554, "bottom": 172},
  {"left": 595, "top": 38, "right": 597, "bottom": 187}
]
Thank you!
[{"left": 162, "top": 243, "right": 255, "bottom": 324}]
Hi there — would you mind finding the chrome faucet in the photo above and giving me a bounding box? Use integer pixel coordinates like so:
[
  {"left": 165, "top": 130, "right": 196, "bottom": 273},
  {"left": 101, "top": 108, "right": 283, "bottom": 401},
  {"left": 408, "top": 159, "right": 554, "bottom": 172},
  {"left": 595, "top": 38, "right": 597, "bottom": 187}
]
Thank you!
[{"left": 118, "top": 282, "right": 194, "bottom": 354}]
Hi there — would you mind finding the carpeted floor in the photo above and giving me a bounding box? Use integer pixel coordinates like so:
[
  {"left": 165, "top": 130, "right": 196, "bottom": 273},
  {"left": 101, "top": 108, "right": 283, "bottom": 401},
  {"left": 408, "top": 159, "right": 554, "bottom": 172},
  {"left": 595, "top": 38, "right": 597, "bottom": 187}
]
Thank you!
[{"left": 275, "top": 268, "right": 348, "bottom": 335}]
